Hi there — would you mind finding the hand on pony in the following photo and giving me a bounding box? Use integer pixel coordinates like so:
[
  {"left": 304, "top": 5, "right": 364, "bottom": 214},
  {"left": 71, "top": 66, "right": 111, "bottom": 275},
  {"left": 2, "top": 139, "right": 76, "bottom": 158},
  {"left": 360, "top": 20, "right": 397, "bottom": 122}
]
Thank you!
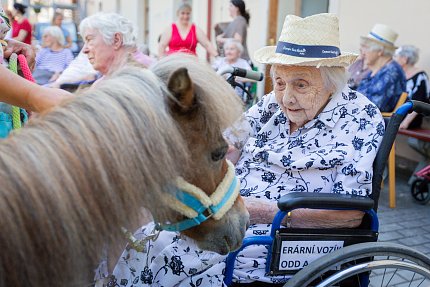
[
  {"left": 4, "top": 39, "right": 36, "bottom": 70},
  {"left": 226, "top": 144, "right": 241, "bottom": 164},
  {"left": 0, "top": 64, "right": 72, "bottom": 113}
]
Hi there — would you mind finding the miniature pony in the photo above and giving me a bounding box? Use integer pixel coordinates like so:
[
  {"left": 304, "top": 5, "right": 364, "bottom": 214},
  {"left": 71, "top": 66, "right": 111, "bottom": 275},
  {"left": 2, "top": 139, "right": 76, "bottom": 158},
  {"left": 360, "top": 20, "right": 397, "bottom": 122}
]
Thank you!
[{"left": 0, "top": 58, "right": 248, "bottom": 287}]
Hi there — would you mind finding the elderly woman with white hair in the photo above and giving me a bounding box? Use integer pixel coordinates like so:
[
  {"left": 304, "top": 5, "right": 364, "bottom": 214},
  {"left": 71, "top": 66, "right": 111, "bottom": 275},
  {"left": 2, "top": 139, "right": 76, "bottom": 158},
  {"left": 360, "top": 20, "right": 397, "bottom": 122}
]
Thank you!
[
  {"left": 110, "top": 13, "right": 385, "bottom": 287},
  {"left": 395, "top": 45, "right": 430, "bottom": 130},
  {"left": 212, "top": 39, "right": 252, "bottom": 99},
  {"left": 33, "top": 26, "right": 74, "bottom": 85},
  {"left": 79, "top": 12, "right": 154, "bottom": 84},
  {"left": 357, "top": 24, "right": 406, "bottom": 112}
]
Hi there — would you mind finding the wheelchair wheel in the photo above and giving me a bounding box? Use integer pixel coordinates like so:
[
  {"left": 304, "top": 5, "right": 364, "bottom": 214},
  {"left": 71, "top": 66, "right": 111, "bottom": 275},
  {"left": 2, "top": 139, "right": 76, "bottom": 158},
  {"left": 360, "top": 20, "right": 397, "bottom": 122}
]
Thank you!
[
  {"left": 411, "top": 178, "right": 430, "bottom": 204},
  {"left": 284, "top": 242, "right": 430, "bottom": 287}
]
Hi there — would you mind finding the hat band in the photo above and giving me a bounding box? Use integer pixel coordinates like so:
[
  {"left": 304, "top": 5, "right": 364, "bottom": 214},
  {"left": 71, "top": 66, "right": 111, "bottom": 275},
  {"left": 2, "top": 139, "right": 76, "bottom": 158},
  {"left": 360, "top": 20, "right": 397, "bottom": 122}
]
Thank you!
[
  {"left": 276, "top": 41, "right": 341, "bottom": 58},
  {"left": 369, "top": 32, "right": 394, "bottom": 45}
]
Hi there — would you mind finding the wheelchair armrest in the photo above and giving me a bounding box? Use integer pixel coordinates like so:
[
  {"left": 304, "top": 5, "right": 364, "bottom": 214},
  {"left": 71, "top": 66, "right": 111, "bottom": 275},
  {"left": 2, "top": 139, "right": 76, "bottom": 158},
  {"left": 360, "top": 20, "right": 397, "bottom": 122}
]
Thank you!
[{"left": 277, "top": 192, "right": 374, "bottom": 211}]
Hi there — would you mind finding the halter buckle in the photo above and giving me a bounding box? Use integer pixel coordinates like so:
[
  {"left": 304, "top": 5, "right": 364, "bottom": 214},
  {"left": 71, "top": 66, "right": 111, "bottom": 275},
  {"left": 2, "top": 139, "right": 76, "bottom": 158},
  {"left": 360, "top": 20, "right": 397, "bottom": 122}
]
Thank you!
[{"left": 203, "top": 207, "right": 214, "bottom": 219}]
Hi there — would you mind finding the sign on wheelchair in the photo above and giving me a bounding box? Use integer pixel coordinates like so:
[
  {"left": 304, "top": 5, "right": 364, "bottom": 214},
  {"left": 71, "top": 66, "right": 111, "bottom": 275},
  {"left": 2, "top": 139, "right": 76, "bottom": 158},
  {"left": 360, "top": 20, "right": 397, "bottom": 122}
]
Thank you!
[{"left": 268, "top": 228, "right": 377, "bottom": 276}]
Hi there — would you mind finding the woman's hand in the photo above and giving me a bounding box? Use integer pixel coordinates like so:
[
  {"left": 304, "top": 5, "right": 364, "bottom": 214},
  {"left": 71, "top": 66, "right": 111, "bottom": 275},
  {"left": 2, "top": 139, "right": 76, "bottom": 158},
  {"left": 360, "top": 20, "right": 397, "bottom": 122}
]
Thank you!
[
  {"left": 226, "top": 144, "right": 241, "bottom": 164},
  {"left": 49, "top": 72, "right": 61, "bottom": 83},
  {"left": 4, "top": 39, "right": 36, "bottom": 70},
  {"left": 30, "top": 86, "right": 73, "bottom": 113},
  {"left": 216, "top": 34, "right": 225, "bottom": 44},
  {"left": 399, "top": 112, "right": 417, "bottom": 130}
]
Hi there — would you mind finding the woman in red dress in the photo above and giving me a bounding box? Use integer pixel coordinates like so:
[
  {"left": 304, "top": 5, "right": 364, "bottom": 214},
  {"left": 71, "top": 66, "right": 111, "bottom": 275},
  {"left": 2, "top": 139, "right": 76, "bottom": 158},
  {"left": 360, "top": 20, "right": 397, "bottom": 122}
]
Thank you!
[
  {"left": 158, "top": 3, "right": 218, "bottom": 58},
  {"left": 11, "top": 3, "right": 32, "bottom": 45}
]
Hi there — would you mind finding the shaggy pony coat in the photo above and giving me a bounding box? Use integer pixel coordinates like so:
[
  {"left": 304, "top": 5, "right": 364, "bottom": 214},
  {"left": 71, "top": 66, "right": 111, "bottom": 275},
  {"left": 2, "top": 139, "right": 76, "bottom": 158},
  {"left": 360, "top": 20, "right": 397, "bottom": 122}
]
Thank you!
[{"left": 0, "top": 67, "right": 187, "bottom": 287}]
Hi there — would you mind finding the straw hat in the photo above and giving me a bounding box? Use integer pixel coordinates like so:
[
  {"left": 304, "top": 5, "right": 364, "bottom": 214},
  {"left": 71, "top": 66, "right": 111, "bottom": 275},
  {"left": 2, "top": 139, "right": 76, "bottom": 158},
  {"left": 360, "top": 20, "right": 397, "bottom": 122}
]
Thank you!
[
  {"left": 361, "top": 24, "right": 398, "bottom": 50},
  {"left": 254, "top": 13, "right": 357, "bottom": 67}
]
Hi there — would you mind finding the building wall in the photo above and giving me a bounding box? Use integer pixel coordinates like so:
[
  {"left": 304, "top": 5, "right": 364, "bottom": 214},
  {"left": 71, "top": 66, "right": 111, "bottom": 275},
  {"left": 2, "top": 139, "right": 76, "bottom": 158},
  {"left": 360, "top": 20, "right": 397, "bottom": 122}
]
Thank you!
[{"left": 329, "top": 0, "right": 430, "bottom": 75}]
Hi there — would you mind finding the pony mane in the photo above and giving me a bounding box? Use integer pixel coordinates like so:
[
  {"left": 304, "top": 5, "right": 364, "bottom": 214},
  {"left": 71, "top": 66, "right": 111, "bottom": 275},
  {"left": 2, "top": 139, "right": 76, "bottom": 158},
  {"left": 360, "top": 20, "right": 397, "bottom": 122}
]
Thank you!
[
  {"left": 152, "top": 53, "right": 244, "bottom": 137},
  {"left": 0, "top": 67, "right": 187, "bottom": 286}
]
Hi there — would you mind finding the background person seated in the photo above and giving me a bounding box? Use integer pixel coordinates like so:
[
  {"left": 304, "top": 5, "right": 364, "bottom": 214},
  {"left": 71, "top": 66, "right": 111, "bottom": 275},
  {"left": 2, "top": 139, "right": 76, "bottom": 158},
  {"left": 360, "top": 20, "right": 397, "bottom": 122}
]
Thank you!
[
  {"left": 347, "top": 51, "right": 370, "bottom": 90},
  {"left": 395, "top": 45, "right": 430, "bottom": 130},
  {"left": 33, "top": 26, "right": 74, "bottom": 86},
  {"left": 212, "top": 39, "right": 251, "bottom": 99},
  {"left": 357, "top": 24, "right": 406, "bottom": 112},
  {"left": 110, "top": 13, "right": 385, "bottom": 287},
  {"left": 48, "top": 50, "right": 98, "bottom": 89},
  {"left": 394, "top": 45, "right": 430, "bottom": 183},
  {"left": 79, "top": 12, "right": 154, "bottom": 87}
]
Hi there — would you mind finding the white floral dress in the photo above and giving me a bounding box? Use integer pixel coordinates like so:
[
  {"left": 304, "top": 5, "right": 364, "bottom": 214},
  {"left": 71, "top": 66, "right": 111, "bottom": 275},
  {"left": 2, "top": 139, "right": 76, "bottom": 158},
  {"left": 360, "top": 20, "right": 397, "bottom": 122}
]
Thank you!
[{"left": 110, "top": 87, "right": 384, "bottom": 286}]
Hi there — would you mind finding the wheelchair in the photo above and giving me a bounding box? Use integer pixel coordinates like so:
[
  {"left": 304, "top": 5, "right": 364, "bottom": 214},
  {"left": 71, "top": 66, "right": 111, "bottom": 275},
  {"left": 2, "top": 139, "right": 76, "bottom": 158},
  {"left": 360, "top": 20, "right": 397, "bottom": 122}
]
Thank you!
[{"left": 224, "top": 100, "right": 430, "bottom": 287}]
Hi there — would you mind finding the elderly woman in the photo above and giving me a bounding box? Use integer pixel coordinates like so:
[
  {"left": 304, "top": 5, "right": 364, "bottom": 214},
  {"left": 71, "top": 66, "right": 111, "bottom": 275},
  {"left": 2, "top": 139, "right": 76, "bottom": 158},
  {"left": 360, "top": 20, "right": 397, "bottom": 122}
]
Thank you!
[
  {"left": 79, "top": 12, "right": 155, "bottom": 84},
  {"left": 395, "top": 45, "right": 430, "bottom": 181},
  {"left": 212, "top": 39, "right": 251, "bottom": 98},
  {"left": 33, "top": 26, "right": 74, "bottom": 85},
  {"left": 357, "top": 24, "right": 406, "bottom": 112},
  {"left": 395, "top": 45, "right": 430, "bottom": 130},
  {"left": 110, "top": 13, "right": 385, "bottom": 286}
]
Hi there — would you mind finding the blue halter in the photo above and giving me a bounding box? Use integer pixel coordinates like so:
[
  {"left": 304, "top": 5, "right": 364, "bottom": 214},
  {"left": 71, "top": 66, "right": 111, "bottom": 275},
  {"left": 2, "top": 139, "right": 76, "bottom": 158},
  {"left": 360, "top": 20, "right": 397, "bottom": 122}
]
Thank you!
[{"left": 158, "top": 176, "right": 239, "bottom": 232}]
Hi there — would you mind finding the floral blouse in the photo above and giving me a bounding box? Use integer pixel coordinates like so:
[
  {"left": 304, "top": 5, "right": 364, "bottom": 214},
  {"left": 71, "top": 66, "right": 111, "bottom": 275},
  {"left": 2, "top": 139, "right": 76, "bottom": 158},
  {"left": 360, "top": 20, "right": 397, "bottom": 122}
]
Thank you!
[
  {"left": 357, "top": 60, "right": 406, "bottom": 112},
  {"left": 226, "top": 87, "right": 385, "bottom": 202},
  {"left": 110, "top": 87, "right": 385, "bottom": 286}
]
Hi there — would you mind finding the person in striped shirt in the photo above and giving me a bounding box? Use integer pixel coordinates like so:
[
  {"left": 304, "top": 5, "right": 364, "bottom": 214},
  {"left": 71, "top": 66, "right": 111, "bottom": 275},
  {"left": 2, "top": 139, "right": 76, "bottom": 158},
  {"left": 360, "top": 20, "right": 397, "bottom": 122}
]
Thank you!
[{"left": 33, "top": 26, "right": 73, "bottom": 86}]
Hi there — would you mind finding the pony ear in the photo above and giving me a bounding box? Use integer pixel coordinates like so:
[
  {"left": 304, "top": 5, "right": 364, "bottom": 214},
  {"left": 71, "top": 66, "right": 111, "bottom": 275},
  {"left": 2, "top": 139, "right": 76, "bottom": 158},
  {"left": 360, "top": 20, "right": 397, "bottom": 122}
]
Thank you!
[{"left": 167, "top": 67, "right": 195, "bottom": 112}]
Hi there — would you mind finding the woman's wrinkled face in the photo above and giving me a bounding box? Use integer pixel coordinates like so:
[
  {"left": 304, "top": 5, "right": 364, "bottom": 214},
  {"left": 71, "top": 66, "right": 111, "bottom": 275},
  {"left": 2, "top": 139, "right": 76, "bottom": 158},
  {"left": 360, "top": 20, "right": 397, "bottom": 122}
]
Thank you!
[
  {"left": 273, "top": 65, "right": 332, "bottom": 131},
  {"left": 393, "top": 54, "right": 407, "bottom": 67},
  {"left": 82, "top": 28, "right": 116, "bottom": 75},
  {"left": 360, "top": 43, "right": 380, "bottom": 68},
  {"left": 178, "top": 8, "right": 191, "bottom": 24},
  {"left": 42, "top": 33, "right": 55, "bottom": 47},
  {"left": 224, "top": 43, "right": 240, "bottom": 62}
]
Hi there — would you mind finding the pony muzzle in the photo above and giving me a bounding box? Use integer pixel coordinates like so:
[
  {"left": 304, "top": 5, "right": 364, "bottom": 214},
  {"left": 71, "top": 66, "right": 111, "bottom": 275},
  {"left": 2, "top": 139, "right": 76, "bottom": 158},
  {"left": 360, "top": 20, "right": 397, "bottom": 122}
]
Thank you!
[{"left": 157, "top": 160, "right": 240, "bottom": 232}]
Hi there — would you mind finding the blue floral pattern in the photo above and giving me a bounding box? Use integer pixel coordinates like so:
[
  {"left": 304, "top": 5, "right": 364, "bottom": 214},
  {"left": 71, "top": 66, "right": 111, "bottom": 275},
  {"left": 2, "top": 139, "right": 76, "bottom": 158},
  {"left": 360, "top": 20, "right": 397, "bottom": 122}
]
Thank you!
[
  {"left": 357, "top": 60, "right": 406, "bottom": 112},
  {"left": 111, "top": 87, "right": 384, "bottom": 286},
  {"left": 226, "top": 87, "right": 384, "bottom": 201}
]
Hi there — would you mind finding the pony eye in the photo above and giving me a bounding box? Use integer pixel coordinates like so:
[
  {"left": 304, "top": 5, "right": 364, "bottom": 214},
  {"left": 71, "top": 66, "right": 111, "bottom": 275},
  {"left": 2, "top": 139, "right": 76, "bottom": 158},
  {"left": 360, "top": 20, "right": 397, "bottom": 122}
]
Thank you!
[{"left": 211, "top": 145, "right": 228, "bottom": 162}]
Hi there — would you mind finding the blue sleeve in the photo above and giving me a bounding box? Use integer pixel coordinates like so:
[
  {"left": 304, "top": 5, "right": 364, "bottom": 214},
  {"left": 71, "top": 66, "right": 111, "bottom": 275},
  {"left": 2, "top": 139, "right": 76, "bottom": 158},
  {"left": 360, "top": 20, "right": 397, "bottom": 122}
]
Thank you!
[
  {"left": 62, "top": 27, "right": 70, "bottom": 38},
  {"left": 358, "top": 64, "right": 406, "bottom": 112}
]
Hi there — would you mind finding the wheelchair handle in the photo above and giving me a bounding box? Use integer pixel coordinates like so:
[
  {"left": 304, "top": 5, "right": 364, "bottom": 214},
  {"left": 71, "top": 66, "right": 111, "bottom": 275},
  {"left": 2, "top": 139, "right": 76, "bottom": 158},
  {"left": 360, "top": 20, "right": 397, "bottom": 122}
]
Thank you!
[
  {"left": 277, "top": 192, "right": 374, "bottom": 211},
  {"left": 412, "top": 100, "right": 430, "bottom": 116},
  {"left": 217, "top": 65, "right": 264, "bottom": 81}
]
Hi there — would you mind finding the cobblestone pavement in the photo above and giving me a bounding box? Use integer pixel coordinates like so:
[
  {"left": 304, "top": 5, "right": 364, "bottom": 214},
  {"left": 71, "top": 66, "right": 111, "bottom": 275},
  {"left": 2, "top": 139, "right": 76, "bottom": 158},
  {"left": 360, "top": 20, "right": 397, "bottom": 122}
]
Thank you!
[
  {"left": 378, "top": 170, "right": 430, "bottom": 256},
  {"left": 369, "top": 168, "right": 430, "bottom": 286}
]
